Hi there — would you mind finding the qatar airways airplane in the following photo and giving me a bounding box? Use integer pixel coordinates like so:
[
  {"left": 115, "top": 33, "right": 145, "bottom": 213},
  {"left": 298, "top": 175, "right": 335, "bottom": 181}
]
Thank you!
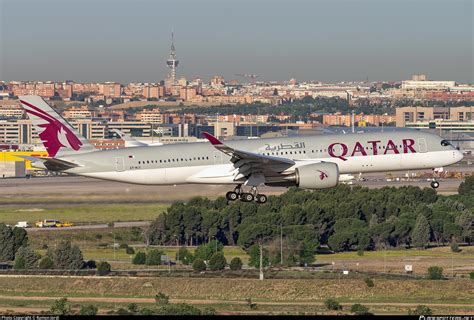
[{"left": 18, "top": 96, "right": 463, "bottom": 204}]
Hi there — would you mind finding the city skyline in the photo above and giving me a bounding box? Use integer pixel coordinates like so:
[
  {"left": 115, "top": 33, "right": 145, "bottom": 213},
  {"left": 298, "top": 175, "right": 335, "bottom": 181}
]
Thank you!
[{"left": 1, "top": 0, "right": 473, "bottom": 83}]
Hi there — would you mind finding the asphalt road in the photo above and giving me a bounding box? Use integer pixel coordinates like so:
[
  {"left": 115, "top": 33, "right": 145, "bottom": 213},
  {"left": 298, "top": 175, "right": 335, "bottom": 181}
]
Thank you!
[{"left": 25, "top": 220, "right": 150, "bottom": 232}]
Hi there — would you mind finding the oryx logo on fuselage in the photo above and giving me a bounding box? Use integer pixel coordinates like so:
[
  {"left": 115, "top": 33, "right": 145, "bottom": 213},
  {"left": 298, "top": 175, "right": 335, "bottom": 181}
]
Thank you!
[{"left": 20, "top": 100, "right": 83, "bottom": 157}]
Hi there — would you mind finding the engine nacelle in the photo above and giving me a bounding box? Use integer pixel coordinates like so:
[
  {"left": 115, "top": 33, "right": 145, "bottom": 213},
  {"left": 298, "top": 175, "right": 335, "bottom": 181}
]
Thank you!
[{"left": 294, "top": 162, "right": 339, "bottom": 189}]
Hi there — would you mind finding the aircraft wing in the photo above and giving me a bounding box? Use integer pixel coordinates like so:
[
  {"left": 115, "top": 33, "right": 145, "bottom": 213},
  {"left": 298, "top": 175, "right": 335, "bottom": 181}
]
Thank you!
[{"left": 202, "top": 132, "right": 295, "bottom": 183}]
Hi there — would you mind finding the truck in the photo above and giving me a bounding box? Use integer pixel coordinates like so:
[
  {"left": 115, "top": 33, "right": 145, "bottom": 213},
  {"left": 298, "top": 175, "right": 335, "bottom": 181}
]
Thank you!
[
  {"left": 15, "top": 221, "right": 30, "bottom": 228},
  {"left": 35, "top": 219, "right": 59, "bottom": 228},
  {"left": 34, "top": 219, "right": 74, "bottom": 228}
]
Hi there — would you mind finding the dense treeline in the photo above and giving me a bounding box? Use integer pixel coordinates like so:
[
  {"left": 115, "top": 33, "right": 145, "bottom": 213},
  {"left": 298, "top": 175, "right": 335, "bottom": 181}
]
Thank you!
[{"left": 147, "top": 178, "right": 474, "bottom": 254}]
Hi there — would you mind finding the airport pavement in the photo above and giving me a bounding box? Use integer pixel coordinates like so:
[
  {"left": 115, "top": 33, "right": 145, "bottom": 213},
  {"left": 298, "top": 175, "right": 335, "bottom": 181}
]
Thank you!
[
  {"left": 0, "top": 164, "right": 472, "bottom": 201},
  {"left": 25, "top": 220, "right": 150, "bottom": 232}
]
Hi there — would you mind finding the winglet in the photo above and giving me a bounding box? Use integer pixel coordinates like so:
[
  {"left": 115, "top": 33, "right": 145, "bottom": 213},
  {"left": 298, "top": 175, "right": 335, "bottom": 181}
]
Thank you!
[{"left": 202, "top": 132, "right": 223, "bottom": 145}]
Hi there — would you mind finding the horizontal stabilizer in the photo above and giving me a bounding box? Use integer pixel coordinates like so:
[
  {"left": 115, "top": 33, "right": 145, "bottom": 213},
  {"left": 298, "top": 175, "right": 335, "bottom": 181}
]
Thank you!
[{"left": 16, "top": 155, "right": 79, "bottom": 171}]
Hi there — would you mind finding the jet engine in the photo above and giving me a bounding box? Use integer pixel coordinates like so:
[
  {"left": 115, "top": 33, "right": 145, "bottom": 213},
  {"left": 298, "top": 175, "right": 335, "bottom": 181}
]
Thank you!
[{"left": 292, "top": 162, "right": 339, "bottom": 189}]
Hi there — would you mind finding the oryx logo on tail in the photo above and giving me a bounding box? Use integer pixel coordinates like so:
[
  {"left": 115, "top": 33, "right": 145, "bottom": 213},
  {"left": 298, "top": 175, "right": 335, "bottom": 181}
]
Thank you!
[{"left": 19, "top": 99, "right": 83, "bottom": 157}]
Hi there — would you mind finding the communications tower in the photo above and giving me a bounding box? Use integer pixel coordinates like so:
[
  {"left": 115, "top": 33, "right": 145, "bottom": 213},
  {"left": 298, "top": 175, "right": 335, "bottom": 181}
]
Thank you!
[{"left": 166, "top": 31, "right": 179, "bottom": 87}]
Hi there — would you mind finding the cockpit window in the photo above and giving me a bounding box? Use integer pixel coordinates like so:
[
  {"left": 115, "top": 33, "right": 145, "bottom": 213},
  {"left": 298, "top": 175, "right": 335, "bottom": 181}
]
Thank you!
[{"left": 441, "top": 140, "right": 452, "bottom": 147}]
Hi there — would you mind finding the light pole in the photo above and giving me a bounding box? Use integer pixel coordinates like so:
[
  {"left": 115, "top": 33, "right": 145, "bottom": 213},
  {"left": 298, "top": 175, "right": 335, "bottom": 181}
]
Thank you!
[
  {"left": 259, "top": 240, "right": 264, "bottom": 281},
  {"left": 280, "top": 223, "right": 283, "bottom": 266}
]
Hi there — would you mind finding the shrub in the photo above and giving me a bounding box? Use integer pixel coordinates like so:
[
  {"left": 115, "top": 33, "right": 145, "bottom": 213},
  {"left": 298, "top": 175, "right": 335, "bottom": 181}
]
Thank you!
[
  {"left": 245, "top": 298, "right": 257, "bottom": 310},
  {"left": 119, "top": 243, "right": 128, "bottom": 249},
  {"left": 450, "top": 242, "right": 461, "bottom": 253},
  {"left": 127, "top": 303, "right": 138, "bottom": 314},
  {"left": 350, "top": 303, "right": 371, "bottom": 315},
  {"left": 80, "top": 304, "right": 98, "bottom": 316},
  {"left": 192, "top": 258, "right": 206, "bottom": 272},
  {"left": 86, "top": 260, "right": 96, "bottom": 269},
  {"left": 145, "top": 249, "right": 164, "bottom": 265},
  {"left": 229, "top": 257, "right": 243, "bottom": 271},
  {"left": 126, "top": 247, "right": 135, "bottom": 255},
  {"left": 469, "top": 272, "right": 474, "bottom": 280},
  {"left": 408, "top": 305, "right": 433, "bottom": 315},
  {"left": 364, "top": 277, "right": 374, "bottom": 288},
  {"left": 324, "top": 298, "right": 342, "bottom": 311},
  {"left": 52, "top": 240, "right": 83, "bottom": 270},
  {"left": 357, "top": 248, "right": 364, "bottom": 256},
  {"left": 202, "top": 306, "right": 217, "bottom": 315},
  {"left": 97, "top": 261, "right": 111, "bottom": 276},
  {"left": 50, "top": 297, "right": 70, "bottom": 315},
  {"left": 38, "top": 256, "right": 54, "bottom": 269},
  {"left": 209, "top": 252, "right": 227, "bottom": 271},
  {"left": 132, "top": 252, "right": 146, "bottom": 265},
  {"left": 427, "top": 266, "right": 444, "bottom": 280},
  {"left": 157, "top": 303, "right": 201, "bottom": 315},
  {"left": 155, "top": 292, "right": 169, "bottom": 305},
  {"left": 95, "top": 234, "right": 103, "bottom": 240}
]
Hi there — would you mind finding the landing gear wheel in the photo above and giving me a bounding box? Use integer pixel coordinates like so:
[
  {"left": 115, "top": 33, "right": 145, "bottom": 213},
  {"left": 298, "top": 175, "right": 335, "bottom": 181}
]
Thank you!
[
  {"left": 226, "top": 191, "right": 238, "bottom": 201},
  {"left": 240, "top": 193, "right": 254, "bottom": 202},
  {"left": 255, "top": 194, "right": 267, "bottom": 204},
  {"left": 431, "top": 180, "right": 440, "bottom": 189}
]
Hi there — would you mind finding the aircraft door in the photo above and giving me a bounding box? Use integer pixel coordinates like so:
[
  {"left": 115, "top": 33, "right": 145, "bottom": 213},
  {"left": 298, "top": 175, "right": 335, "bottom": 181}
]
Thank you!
[
  {"left": 115, "top": 157, "right": 125, "bottom": 172},
  {"left": 213, "top": 151, "right": 222, "bottom": 165},
  {"left": 418, "top": 138, "right": 427, "bottom": 153}
]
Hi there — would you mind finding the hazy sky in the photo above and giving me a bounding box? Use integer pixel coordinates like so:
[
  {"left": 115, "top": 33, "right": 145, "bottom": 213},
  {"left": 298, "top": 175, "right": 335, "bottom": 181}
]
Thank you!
[{"left": 0, "top": 0, "right": 472, "bottom": 83}]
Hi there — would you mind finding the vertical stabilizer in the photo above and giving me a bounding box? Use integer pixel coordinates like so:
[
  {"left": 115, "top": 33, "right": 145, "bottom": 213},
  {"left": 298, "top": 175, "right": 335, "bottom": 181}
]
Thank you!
[{"left": 19, "top": 95, "right": 95, "bottom": 157}]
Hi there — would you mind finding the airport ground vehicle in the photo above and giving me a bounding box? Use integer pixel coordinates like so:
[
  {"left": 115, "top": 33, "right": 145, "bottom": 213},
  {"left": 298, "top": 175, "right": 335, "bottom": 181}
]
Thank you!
[
  {"left": 34, "top": 219, "right": 74, "bottom": 228},
  {"left": 14, "top": 221, "right": 30, "bottom": 228}
]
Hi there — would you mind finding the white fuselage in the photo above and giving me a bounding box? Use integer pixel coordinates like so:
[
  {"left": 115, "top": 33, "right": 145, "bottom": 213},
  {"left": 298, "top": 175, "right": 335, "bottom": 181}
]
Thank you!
[{"left": 63, "top": 131, "right": 464, "bottom": 186}]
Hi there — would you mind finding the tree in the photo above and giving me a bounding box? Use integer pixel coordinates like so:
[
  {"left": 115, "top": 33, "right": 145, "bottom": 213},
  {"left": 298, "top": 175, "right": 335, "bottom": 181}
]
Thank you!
[
  {"left": 176, "top": 247, "right": 194, "bottom": 265},
  {"left": 455, "top": 211, "right": 473, "bottom": 244},
  {"left": 209, "top": 252, "right": 227, "bottom": 271},
  {"left": 194, "top": 240, "right": 223, "bottom": 261},
  {"left": 247, "top": 244, "right": 269, "bottom": 268},
  {"left": 229, "top": 257, "right": 243, "bottom": 271},
  {"left": 298, "top": 240, "right": 316, "bottom": 266},
  {"left": 458, "top": 176, "right": 474, "bottom": 195},
  {"left": 192, "top": 258, "right": 206, "bottom": 272},
  {"left": 14, "top": 246, "right": 39, "bottom": 269},
  {"left": 97, "top": 261, "right": 111, "bottom": 276},
  {"left": 427, "top": 266, "right": 444, "bottom": 280},
  {"left": 145, "top": 249, "right": 164, "bottom": 265},
  {"left": 324, "top": 298, "right": 342, "bottom": 311},
  {"left": 350, "top": 303, "right": 371, "bottom": 315},
  {"left": 411, "top": 214, "right": 431, "bottom": 249},
  {"left": 80, "top": 304, "right": 98, "bottom": 315},
  {"left": 50, "top": 297, "right": 71, "bottom": 315},
  {"left": 132, "top": 252, "right": 146, "bottom": 265},
  {"left": 53, "top": 241, "right": 83, "bottom": 269},
  {"left": 0, "top": 224, "right": 27, "bottom": 261},
  {"left": 38, "top": 256, "right": 54, "bottom": 269}
]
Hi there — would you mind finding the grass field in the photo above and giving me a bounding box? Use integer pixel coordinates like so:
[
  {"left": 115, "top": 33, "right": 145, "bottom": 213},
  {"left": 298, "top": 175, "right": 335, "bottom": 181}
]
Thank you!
[
  {"left": 0, "top": 203, "right": 168, "bottom": 224},
  {"left": 0, "top": 276, "right": 472, "bottom": 315}
]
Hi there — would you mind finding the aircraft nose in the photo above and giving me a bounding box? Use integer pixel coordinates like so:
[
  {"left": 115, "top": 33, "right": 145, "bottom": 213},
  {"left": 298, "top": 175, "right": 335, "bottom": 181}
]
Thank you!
[{"left": 454, "top": 149, "right": 464, "bottom": 162}]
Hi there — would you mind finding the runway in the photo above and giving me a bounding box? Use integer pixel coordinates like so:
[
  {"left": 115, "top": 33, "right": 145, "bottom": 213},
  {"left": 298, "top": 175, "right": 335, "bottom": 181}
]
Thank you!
[{"left": 0, "top": 163, "right": 472, "bottom": 203}]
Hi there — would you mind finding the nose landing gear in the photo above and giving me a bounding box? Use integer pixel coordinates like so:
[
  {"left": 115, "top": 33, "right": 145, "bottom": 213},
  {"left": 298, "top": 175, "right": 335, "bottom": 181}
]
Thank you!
[
  {"left": 430, "top": 180, "right": 440, "bottom": 189},
  {"left": 225, "top": 185, "right": 268, "bottom": 204}
]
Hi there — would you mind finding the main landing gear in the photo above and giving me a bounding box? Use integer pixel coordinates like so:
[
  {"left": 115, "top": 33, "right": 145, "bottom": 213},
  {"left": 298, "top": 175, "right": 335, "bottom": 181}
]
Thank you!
[{"left": 225, "top": 185, "right": 268, "bottom": 204}]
